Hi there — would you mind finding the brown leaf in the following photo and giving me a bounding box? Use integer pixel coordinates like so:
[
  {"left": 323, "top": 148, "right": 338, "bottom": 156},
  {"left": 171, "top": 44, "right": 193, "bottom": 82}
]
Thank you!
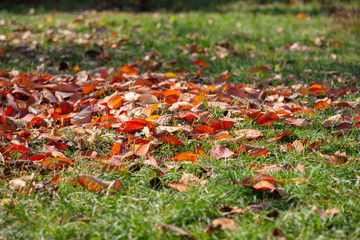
[
  {"left": 241, "top": 174, "right": 277, "bottom": 187},
  {"left": 137, "top": 94, "right": 159, "bottom": 103},
  {"left": 180, "top": 173, "right": 202, "bottom": 186},
  {"left": 205, "top": 218, "right": 237, "bottom": 233},
  {"left": 292, "top": 140, "right": 304, "bottom": 153},
  {"left": 165, "top": 181, "right": 191, "bottom": 192},
  {"left": 155, "top": 222, "right": 194, "bottom": 240},
  {"left": 234, "top": 129, "right": 263, "bottom": 140},
  {"left": 312, "top": 206, "right": 340, "bottom": 217},
  {"left": 134, "top": 143, "right": 151, "bottom": 157},
  {"left": 210, "top": 145, "right": 234, "bottom": 160}
]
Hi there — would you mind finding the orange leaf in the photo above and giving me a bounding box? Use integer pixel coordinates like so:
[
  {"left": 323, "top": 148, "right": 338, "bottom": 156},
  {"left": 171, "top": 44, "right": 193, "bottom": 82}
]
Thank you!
[
  {"left": 315, "top": 101, "right": 331, "bottom": 109},
  {"left": 308, "top": 84, "right": 326, "bottom": 95},
  {"left": 81, "top": 84, "right": 97, "bottom": 95},
  {"left": 212, "top": 133, "right": 233, "bottom": 140},
  {"left": 296, "top": 13, "right": 309, "bottom": 19},
  {"left": 77, "top": 174, "right": 108, "bottom": 193},
  {"left": 173, "top": 152, "right": 197, "bottom": 162},
  {"left": 111, "top": 142, "right": 121, "bottom": 156},
  {"left": 39, "top": 157, "right": 74, "bottom": 170},
  {"left": 216, "top": 73, "right": 230, "bottom": 83},
  {"left": 120, "top": 65, "right": 138, "bottom": 75},
  {"left": 29, "top": 117, "right": 45, "bottom": 126},
  {"left": 107, "top": 96, "right": 123, "bottom": 109},
  {"left": 330, "top": 41, "right": 342, "bottom": 47},
  {"left": 192, "top": 125, "right": 215, "bottom": 134},
  {"left": 161, "top": 89, "right": 182, "bottom": 97}
]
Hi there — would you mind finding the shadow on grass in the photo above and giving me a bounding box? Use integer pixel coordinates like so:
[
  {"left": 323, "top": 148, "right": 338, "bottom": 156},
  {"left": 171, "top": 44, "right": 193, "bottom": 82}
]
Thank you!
[
  {"left": 2, "top": 0, "right": 356, "bottom": 13},
  {"left": 1, "top": 0, "right": 238, "bottom": 13}
]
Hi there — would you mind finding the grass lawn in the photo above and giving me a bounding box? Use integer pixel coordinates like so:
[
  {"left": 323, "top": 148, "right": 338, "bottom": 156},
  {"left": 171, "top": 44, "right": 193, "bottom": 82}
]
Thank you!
[{"left": 1, "top": 1, "right": 360, "bottom": 239}]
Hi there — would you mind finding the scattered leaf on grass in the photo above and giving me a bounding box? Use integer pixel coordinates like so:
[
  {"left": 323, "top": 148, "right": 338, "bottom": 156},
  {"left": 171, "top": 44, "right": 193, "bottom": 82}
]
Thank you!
[
  {"left": 210, "top": 145, "right": 234, "bottom": 159},
  {"left": 155, "top": 222, "right": 194, "bottom": 240},
  {"left": 234, "top": 129, "right": 263, "bottom": 140},
  {"left": 205, "top": 218, "right": 238, "bottom": 233},
  {"left": 77, "top": 174, "right": 121, "bottom": 195},
  {"left": 165, "top": 181, "right": 191, "bottom": 192}
]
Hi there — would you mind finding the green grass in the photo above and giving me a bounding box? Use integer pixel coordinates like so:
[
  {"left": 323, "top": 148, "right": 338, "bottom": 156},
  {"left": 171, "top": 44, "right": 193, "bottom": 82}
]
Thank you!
[{"left": 1, "top": 1, "right": 360, "bottom": 239}]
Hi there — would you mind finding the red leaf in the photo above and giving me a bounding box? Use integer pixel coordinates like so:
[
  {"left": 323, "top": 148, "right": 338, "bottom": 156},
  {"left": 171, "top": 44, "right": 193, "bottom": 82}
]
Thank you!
[
  {"left": 116, "top": 121, "right": 145, "bottom": 133},
  {"left": 212, "top": 121, "right": 235, "bottom": 131},
  {"left": 178, "top": 111, "right": 199, "bottom": 122},
  {"left": 192, "top": 60, "right": 209, "bottom": 68},
  {"left": 28, "top": 155, "right": 46, "bottom": 161},
  {"left": 18, "top": 130, "right": 31, "bottom": 139},
  {"left": 256, "top": 113, "right": 280, "bottom": 127},
  {"left": 48, "top": 142, "right": 67, "bottom": 150},
  {"left": 161, "top": 136, "right": 184, "bottom": 146},
  {"left": 5, "top": 145, "right": 32, "bottom": 153},
  {"left": 248, "top": 149, "right": 269, "bottom": 158}
]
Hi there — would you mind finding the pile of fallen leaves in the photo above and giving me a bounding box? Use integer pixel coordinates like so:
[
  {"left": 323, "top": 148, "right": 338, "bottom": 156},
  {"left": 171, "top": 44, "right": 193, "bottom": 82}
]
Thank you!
[{"left": 0, "top": 62, "right": 359, "bottom": 234}]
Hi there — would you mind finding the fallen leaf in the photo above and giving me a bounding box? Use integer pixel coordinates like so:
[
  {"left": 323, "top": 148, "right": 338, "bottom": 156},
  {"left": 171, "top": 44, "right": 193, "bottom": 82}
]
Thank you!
[
  {"left": 234, "top": 129, "right": 263, "bottom": 140},
  {"left": 155, "top": 222, "right": 194, "bottom": 240},
  {"left": 107, "top": 96, "right": 123, "bottom": 109},
  {"left": 165, "top": 181, "right": 191, "bottom": 192},
  {"left": 205, "top": 218, "right": 237, "bottom": 233},
  {"left": 296, "top": 13, "right": 309, "bottom": 19},
  {"left": 210, "top": 145, "right": 234, "bottom": 159}
]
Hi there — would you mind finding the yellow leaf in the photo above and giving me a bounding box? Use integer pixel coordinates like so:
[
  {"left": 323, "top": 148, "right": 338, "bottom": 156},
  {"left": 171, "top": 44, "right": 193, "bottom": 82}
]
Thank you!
[
  {"left": 165, "top": 72, "right": 178, "bottom": 78},
  {"left": 146, "top": 115, "right": 161, "bottom": 120}
]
